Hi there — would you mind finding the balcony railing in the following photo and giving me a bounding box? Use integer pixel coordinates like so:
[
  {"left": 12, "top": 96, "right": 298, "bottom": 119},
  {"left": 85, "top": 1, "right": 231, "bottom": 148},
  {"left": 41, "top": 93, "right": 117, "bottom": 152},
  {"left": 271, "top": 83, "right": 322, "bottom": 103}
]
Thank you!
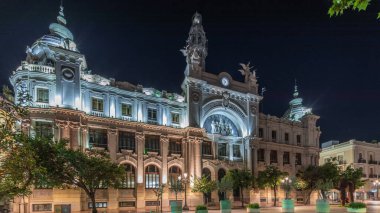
[
  {"left": 147, "top": 120, "right": 158, "bottom": 125},
  {"left": 34, "top": 102, "right": 50, "bottom": 108},
  {"left": 121, "top": 116, "right": 133, "bottom": 121},
  {"left": 369, "top": 174, "right": 378, "bottom": 178},
  {"left": 91, "top": 111, "right": 105, "bottom": 117},
  {"left": 18, "top": 64, "right": 55, "bottom": 74},
  {"left": 358, "top": 159, "right": 366, "bottom": 163},
  {"left": 369, "top": 160, "right": 378, "bottom": 165}
]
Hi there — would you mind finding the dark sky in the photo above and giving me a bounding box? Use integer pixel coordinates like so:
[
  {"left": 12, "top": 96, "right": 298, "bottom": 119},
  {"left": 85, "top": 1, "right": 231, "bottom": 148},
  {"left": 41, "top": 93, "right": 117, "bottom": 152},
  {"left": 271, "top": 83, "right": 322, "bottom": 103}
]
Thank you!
[{"left": 1, "top": 0, "right": 380, "bottom": 143}]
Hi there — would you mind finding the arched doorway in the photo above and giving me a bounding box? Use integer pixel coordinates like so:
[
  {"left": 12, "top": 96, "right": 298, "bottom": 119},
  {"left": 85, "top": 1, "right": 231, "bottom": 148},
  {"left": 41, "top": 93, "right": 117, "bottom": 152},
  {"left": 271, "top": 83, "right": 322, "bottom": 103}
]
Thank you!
[
  {"left": 218, "top": 168, "right": 226, "bottom": 201},
  {"left": 145, "top": 165, "right": 160, "bottom": 189},
  {"left": 120, "top": 164, "right": 136, "bottom": 189},
  {"left": 202, "top": 168, "right": 212, "bottom": 203},
  {"left": 168, "top": 166, "right": 182, "bottom": 186}
]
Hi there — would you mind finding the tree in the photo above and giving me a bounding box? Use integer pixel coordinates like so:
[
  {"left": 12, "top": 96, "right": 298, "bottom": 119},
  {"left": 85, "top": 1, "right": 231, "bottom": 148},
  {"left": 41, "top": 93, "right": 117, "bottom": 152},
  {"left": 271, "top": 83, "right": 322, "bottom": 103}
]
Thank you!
[
  {"left": 230, "top": 169, "right": 254, "bottom": 207},
  {"left": 153, "top": 184, "right": 166, "bottom": 213},
  {"left": 192, "top": 175, "right": 217, "bottom": 204},
  {"left": 336, "top": 166, "right": 364, "bottom": 205},
  {"left": 170, "top": 178, "right": 184, "bottom": 201},
  {"left": 257, "top": 165, "right": 287, "bottom": 207},
  {"left": 217, "top": 172, "right": 234, "bottom": 201},
  {"left": 328, "top": 0, "right": 377, "bottom": 18}
]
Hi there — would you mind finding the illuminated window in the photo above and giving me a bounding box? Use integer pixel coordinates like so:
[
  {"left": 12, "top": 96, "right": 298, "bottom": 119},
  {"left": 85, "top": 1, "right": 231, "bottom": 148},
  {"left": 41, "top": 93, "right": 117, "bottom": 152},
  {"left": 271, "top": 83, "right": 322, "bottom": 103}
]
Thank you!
[
  {"left": 120, "top": 164, "right": 135, "bottom": 189},
  {"left": 121, "top": 103, "right": 132, "bottom": 116},
  {"left": 145, "top": 135, "right": 160, "bottom": 153},
  {"left": 218, "top": 143, "right": 227, "bottom": 157},
  {"left": 283, "top": 152, "right": 290, "bottom": 164},
  {"left": 148, "top": 108, "right": 157, "bottom": 122},
  {"left": 36, "top": 88, "right": 49, "bottom": 103},
  {"left": 89, "top": 128, "right": 108, "bottom": 149},
  {"left": 88, "top": 202, "right": 107, "bottom": 208},
  {"left": 258, "top": 149, "right": 265, "bottom": 162},
  {"left": 92, "top": 98, "right": 104, "bottom": 112},
  {"left": 169, "top": 139, "right": 182, "bottom": 155},
  {"left": 145, "top": 165, "right": 160, "bottom": 189},
  {"left": 202, "top": 141, "right": 212, "bottom": 156},
  {"left": 119, "top": 131, "right": 135, "bottom": 152},
  {"left": 171, "top": 113, "right": 180, "bottom": 124},
  {"left": 270, "top": 150, "right": 277, "bottom": 163},
  {"left": 32, "top": 204, "right": 52, "bottom": 212},
  {"left": 233, "top": 145, "right": 241, "bottom": 158},
  {"left": 271, "top": 131, "right": 277, "bottom": 141},
  {"left": 34, "top": 121, "right": 52, "bottom": 138},
  {"left": 168, "top": 166, "right": 181, "bottom": 187}
]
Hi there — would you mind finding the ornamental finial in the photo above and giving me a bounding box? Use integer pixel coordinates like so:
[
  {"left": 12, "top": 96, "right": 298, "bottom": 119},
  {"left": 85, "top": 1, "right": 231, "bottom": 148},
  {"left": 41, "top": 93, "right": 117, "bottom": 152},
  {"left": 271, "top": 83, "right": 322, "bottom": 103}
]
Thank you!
[
  {"left": 57, "top": 0, "right": 67, "bottom": 25},
  {"left": 192, "top": 12, "right": 202, "bottom": 25},
  {"left": 293, "top": 79, "right": 299, "bottom": 98}
]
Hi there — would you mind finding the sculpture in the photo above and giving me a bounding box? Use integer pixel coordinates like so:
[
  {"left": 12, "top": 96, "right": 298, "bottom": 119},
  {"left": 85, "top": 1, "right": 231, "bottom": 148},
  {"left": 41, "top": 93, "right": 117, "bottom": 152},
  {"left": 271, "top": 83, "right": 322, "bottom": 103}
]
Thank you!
[{"left": 238, "top": 62, "right": 256, "bottom": 83}]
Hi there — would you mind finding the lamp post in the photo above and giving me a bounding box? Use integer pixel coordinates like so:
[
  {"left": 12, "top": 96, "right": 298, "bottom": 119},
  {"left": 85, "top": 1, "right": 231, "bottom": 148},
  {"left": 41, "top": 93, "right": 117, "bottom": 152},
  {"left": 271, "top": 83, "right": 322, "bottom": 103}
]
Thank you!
[
  {"left": 281, "top": 177, "right": 292, "bottom": 200},
  {"left": 374, "top": 180, "right": 380, "bottom": 200},
  {"left": 182, "top": 172, "right": 189, "bottom": 210}
]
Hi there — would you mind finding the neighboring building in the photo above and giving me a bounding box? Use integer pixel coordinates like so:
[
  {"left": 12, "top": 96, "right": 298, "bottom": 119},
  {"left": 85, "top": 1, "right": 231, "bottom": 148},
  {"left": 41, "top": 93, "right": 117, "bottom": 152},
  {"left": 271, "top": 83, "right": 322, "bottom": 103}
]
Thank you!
[
  {"left": 6, "top": 5, "right": 321, "bottom": 212},
  {"left": 320, "top": 139, "right": 380, "bottom": 201}
]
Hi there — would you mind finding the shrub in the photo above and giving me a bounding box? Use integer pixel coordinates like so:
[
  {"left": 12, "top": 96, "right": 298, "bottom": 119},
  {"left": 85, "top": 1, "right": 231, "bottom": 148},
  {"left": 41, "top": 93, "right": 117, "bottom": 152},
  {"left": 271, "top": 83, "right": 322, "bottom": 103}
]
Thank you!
[
  {"left": 247, "top": 203, "right": 260, "bottom": 209},
  {"left": 196, "top": 205, "right": 208, "bottom": 210},
  {"left": 347, "top": 202, "right": 366, "bottom": 209}
]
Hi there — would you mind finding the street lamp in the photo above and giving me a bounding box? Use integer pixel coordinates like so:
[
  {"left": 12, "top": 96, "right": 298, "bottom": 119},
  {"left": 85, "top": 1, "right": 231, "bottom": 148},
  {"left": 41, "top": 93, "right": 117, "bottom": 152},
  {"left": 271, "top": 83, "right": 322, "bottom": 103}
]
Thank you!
[
  {"left": 281, "top": 177, "right": 292, "bottom": 200},
  {"left": 373, "top": 180, "right": 380, "bottom": 200},
  {"left": 182, "top": 172, "right": 189, "bottom": 210}
]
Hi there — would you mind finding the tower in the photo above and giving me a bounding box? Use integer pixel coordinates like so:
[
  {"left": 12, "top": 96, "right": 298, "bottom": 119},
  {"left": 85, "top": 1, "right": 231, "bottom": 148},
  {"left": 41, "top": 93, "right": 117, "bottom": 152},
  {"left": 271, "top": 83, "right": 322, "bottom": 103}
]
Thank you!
[{"left": 181, "top": 12, "right": 208, "bottom": 77}]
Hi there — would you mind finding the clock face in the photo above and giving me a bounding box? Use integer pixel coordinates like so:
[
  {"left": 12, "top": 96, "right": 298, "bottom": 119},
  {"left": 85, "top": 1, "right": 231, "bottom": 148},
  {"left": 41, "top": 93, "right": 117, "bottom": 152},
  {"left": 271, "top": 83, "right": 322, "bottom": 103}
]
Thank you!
[
  {"left": 221, "top": 77, "right": 229, "bottom": 87},
  {"left": 62, "top": 68, "right": 74, "bottom": 81}
]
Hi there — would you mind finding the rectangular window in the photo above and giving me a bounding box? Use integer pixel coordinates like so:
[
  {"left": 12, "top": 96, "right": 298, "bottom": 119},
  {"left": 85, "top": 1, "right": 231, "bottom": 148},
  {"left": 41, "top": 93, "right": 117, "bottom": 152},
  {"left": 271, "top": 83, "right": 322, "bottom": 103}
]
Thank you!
[
  {"left": 88, "top": 202, "right": 107, "bottom": 208},
  {"left": 34, "top": 121, "right": 53, "bottom": 138},
  {"left": 297, "top": 135, "right": 301, "bottom": 146},
  {"left": 92, "top": 98, "right": 104, "bottom": 112},
  {"left": 89, "top": 128, "right": 108, "bottom": 149},
  {"left": 119, "top": 131, "right": 135, "bottom": 152},
  {"left": 169, "top": 139, "right": 182, "bottom": 155},
  {"left": 283, "top": 152, "right": 290, "bottom": 164},
  {"left": 271, "top": 131, "right": 277, "bottom": 141},
  {"left": 259, "top": 128, "right": 264, "bottom": 138},
  {"left": 258, "top": 149, "right": 265, "bottom": 162},
  {"left": 120, "top": 164, "right": 135, "bottom": 189},
  {"left": 121, "top": 103, "right": 132, "bottom": 116},
  {"left": 218, "top": 143, "right": 227, "bottom": 157},
  {"left": 36, "top": 88, "right": 49, "bottom": 103},
  {"left": 119, "top": 201, "right": 136, "bottom": 207},
  {"left": 284, "top": 133, "right": 289, "bottom": 143},
  {"left": 233, "top": 145, "right": 241, "bottom": 158},
  {"left": 147, "top": 108, "right": 157, "bottom": 124},
  {"left": 171, "top": 112, "right": 180, "bottom": 124},
  {"left": 270, "top": 150, "right": 278, "bottom": 163},
  {"left": 32, "top": 204, "right": 52, "bottom": 212},
  {"left": 202, "top": 141, "right": 212, "bottom": 156},
  {"left": 296, "top": 153, "right": 302, "bottom": 165},
  {"left": 145, "top": 135, "right": 160, "bottom": 153}
]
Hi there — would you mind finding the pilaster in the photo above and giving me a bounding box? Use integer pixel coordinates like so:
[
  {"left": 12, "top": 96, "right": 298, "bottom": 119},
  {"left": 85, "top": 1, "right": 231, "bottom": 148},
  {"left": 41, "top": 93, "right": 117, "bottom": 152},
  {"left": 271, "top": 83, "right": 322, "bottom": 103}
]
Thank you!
[
  {"left": 69, "top": 122, "right": 80, "bottom": 150},
  {"left": 135, "top": 132, "right": 145, "bottom": 211},
  {"left": 161, "top": 135, "right": 169, "bottom": 208},
  {"left": 107, "top": 129, "right": 118, "bottom": 161}
]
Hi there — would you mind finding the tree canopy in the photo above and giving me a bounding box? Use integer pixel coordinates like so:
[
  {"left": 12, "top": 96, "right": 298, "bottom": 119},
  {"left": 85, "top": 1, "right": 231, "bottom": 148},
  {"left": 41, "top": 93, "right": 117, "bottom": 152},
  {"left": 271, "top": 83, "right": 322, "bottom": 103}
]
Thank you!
[
  {"left": 328, "top": 0, "right": 378, "bottom": 18},
  {"left": 257, "top": 165, "right": 287, "bottom": 207}
]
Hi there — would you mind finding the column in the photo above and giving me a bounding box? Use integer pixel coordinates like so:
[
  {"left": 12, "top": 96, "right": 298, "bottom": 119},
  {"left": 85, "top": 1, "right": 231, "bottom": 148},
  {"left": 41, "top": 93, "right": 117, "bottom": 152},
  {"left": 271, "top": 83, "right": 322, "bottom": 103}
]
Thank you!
[
  {"left": 80, "top": 127, "right": 88, "bottom": 151},
  {"left": 59, "top": 121, "right": 70, "bottom": 140},
  {"left": 135, "top": 132, "right": 145, "bottom": 211},
  {"left": 278, "top": 151, "right": 284, "bottom": 170},
  {"left": 253, "top": 147, "right": 258, "bottom": 176},
  {"left": 107, "top": 129, "right": 118, "bottom": 161},
  {"left": 290, "top": 153, "right": 296, "bottom": 175},
  {"left": 69, "top": 122, "right": 80, "bottom": 150},
  {"left": 160, "top": 136, "right": 170, "bottom": 209},
  {"left": 195, "top": 138, "right": 202, "bottom": 178},
  {"left": 188, "top": 139, "right": 195, "bottom": 180},
  {"left": 246, "top": 137, "right": 252, "bottom": 170},
  {"left": 265, "top": 149, "right": 270, "bottom": 166}
]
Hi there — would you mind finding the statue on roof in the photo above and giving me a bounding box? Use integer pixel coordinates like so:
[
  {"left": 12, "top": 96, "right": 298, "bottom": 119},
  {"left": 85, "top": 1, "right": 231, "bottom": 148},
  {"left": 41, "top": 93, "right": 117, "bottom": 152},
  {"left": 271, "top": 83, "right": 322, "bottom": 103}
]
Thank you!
[{"left": 238, "top": 62, "right": 256, "bottom": 83}]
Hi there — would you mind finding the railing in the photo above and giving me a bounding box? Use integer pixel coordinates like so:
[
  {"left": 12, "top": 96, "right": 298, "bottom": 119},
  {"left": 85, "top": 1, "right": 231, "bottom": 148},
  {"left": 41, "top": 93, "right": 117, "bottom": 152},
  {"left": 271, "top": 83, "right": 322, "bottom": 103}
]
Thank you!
[
  {"left": 34, "top": 103, "right": 50, "bottom": 108},
  {"left": 369, "top": 174, "right": 378, "bottom": 178},
  {"left": 369, "top": 160, "right": 378, "bottom": 165},
  {"left": 91, "top": 111, "right": 105, "bottom": 117},
  {"left": 147, "top": 120, "right": 158, "bottom": 125},
  {"left": 358, "top": 159, "right": 367, "bottom": 163},
  {"left": 18, "top": 64, "right": 55, "bottom": 74},
  {"left": 202, "top": 154, "right": 213, "bottom": 159},
  {"left": 121, "top": 116, "right": 133, "bottom": 121}
]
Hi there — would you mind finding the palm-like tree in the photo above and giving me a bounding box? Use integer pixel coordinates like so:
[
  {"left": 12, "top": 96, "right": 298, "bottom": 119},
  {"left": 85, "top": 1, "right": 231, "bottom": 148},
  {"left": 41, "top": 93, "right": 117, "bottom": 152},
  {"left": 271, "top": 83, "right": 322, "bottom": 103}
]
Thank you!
[{"left": 257, "top": 165, "right": 287, "bottom": 206}]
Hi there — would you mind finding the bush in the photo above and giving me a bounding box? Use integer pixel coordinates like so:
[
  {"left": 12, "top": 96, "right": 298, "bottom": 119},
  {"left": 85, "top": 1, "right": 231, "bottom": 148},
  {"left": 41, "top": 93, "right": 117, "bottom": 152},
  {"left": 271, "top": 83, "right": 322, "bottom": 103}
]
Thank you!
[
  {"left": 196, "top": 205, "right": 208, "bottom": 210},
  {"left": 247, "top": 203, "right": 260, "bottom": 209},
  {"left": 347, "top": 202, "right": 366, "bottom": 209}
]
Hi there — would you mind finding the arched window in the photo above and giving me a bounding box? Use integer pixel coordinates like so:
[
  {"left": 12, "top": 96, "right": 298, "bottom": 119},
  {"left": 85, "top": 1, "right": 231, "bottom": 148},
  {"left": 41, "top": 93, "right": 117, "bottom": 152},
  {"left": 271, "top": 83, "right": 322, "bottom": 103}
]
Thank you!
[
  {"left": 370, "top": 155, "right": 373, "bottom": 161},
  {"left": 359, "top": 153, "right": 363, "bottom": 159},
  {"left": 145, "top": 165, "right": 160, "bottom": 189},
  {"left": 218, "top": 169, "right": 226, "bottom": 181},
  {"left": 168, "top": 166, "right": 182, "bottom": 186},
  {"left": 202, "top": 168, "right": 212, "bottom": 181},
  {"left": 120, "top": 164, "right": 135, "bottom": 189}
]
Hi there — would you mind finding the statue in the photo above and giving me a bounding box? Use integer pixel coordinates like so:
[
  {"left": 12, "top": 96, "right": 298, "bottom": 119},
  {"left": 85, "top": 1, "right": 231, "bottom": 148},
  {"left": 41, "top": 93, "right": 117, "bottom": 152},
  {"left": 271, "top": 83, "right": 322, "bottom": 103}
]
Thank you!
[
  {"left": 26, "top": 44, "right": 55, "bottom": 65},
  {"left": 238, "top": 62, "right": 257, "bottom": 83}
]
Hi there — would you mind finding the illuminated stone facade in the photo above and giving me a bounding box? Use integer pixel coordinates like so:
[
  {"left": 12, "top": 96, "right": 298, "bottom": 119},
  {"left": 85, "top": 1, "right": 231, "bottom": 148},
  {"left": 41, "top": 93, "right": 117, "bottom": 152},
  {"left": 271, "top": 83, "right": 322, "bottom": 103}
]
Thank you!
[{"left": 6, "top": 6, "right": 321, "bottom": 213}]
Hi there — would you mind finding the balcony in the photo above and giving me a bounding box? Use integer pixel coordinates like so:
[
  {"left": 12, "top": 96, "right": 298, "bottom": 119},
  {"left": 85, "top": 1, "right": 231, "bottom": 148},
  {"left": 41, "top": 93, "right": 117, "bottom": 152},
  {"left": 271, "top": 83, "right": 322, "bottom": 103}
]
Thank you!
[
  {"left": 91, "top": 111, "right": 104, "bottom": 117},
  {"left": 369, "top": 174, "right": 378, "bottom": 178},
  {"left": 121, "top": 116, "right": 133, "bottom": 121},
  {"left": 147, "top": 119, "right": 158, "bottom": 125},
  {"left": 34, "top": 102, "right": 50, "bottom": 108},
  {"left": 357, "top": 159, "right": 366, "bottom": 163},
  {"left": 369, "top": 160, "right": 378, "bottom": 165},
  {"left": 17, "top": 63, "right": 55, "bottom": 74}
]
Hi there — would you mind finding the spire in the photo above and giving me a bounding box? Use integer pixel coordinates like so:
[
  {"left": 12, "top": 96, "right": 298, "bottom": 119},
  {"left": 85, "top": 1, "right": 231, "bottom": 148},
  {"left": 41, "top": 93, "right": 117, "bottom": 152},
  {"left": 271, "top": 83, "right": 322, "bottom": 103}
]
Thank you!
[
  {"left": 49, "top": 1, "right": 73, "bottom": 40},
  {"left": 282, "top": 81, "right": 312, "bottom": 122},
  {"left": 293, "top": 79, "right": 299, "bottom": 98},
  {"left": 57, "top": 3, "right": 67, "bottom": 26}
]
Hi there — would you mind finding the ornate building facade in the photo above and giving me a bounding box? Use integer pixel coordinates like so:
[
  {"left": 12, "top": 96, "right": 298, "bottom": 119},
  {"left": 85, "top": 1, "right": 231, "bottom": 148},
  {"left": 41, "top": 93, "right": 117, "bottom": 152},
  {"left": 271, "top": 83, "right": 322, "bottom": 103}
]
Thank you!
[{"left": 6, "top": 6, "right": 321, "bottom": 213}]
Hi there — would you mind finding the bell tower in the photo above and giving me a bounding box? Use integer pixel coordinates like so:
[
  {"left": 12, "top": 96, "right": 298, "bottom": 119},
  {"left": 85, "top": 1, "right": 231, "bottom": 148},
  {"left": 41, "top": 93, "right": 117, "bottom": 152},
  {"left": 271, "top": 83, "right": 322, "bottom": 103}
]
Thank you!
[{"left": 181, "top": 12, "right": 208, "bottom": 77}]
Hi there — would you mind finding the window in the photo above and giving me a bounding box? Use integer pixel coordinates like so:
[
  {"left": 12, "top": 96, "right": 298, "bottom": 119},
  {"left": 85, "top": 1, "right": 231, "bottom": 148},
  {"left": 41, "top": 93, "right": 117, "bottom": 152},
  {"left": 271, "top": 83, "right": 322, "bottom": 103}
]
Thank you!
[
  {"left": 169, "top": 139, "right": 182, "bottom": 155},
  {"left": 218, "top": 143, "right": 227, "bottom": 157},
  {"left": 284, "top": 133, "right": 289, "bottom": 143},
  {"left": 119, "top": 131, "right": 135, "bottom": 152},
  {"left": 337, "top": 155, "right": 344, "bottom": 164},
  {"left": 168, "top": 166, "right": 182, "bottom": 187},
  {"left": 88, "top": 202, "right": 107, "bottom": 208},
  {"left": 202, "top": 141, "right": 212, "bottom": 156},
  {"left": 121, "top": 103, "right": 132, "bottom": 116},
  {"left": 145, "top": 165, "right": 160, "bottom": 189},
  {"left": 148, "top": 108, "right": 157, "bottom": 122},
  {"left": 233, "top": 145, "right": 241, "bottom": 158},
  {"left": 283, "top": 152, "right": 290, "bottom": 164},
  {"left": 258, "top": 149, "right": 265, "bottom": 162},
  {"left": 171, "top": 113, "right": 180, "bottom": 124},
  {"left": 258, "top": 128, "right": 264, "bottom": 138},
  {"left": 297, "top": 135, "right": 301, "bottom": 146},
  {"left": 32, "top": 204, "right": 52, "bottom": 212},
  {"left": 145, "top": 135, "right": 160, "bottom": 153},
  {"left": 89, "top": 128, "right": 108, "bottom": 149},
  {"left": 120, "top": 164, "right": 135, "bottom": 189},
  {"left": 119, "top": 201, "right": 136, "bottom": 207},
  {"left": 36, "top": 88, "right": 49, "bottom": 103},
  {"left": 270, "top": 150, "right": 277, "bottom": 163},
  {"left": 34, "top": 121, "right": 52, "bottom": 138},
  {"left": 92, "top": 98, "right": 104, "bottom": 112},
  {"left": 271, "top": 131, "right": 277, "bottom": 141},
  {"left": 296, "top": 153, "right": 302, "bottom": 165}
]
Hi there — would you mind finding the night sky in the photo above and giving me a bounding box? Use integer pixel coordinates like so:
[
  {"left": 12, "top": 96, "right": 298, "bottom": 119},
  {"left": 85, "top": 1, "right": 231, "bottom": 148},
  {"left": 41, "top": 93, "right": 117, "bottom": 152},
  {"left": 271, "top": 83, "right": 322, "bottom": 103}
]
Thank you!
[{"left": 1, "top": 0, "right": 380, "bottom": 143}]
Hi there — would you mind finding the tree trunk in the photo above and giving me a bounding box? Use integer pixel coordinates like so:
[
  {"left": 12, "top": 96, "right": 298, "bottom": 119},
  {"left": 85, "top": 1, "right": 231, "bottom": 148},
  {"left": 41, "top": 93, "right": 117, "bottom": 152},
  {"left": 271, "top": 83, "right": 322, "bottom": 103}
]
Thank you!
[
  {"left": 339, "top": 185, "right": 346, "bottom": 206},
  {"left": 273, "top": 185, "right": 277, "bottom": 207},
  {"left": 90, "top": 192, "right": 97, "bottom": 213},
  {"left": 348, "top": 183, "right": 354, "bottom": 203},
  {"left": 241, "top": 187, "right": 244, "bottom": 207}
]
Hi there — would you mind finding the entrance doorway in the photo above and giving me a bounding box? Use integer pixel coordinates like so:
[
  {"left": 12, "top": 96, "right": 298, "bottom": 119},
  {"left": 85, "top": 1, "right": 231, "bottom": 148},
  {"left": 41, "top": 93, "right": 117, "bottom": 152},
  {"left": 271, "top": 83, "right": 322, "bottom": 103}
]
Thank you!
[{"left": 54, "top": 205, "right": 71, "bottom": 213}]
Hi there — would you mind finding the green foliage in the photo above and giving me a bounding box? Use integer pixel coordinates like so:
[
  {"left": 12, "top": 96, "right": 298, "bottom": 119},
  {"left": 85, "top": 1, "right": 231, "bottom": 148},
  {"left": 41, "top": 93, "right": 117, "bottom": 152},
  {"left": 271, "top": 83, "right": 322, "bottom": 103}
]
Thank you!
[
  {"left": 196, "top": 205, "right": 208, "bottom": 210},
  {"left": 217, "top": 172, "right": 234, "bottom": 194},
  {"left": 347, "top": 202, "right": 366, "bottom": 209},
  {"left": 328, "top": 0, "right": 373, "bottom": 18},
  {"left": 247, "top": 203, "right": 260, "bottom": 209},
  {"left": 257, "top": 165, "right": 287, "bottom": 206},
  {"left": 230, "top": 169, "right": 254, "bottom": 207},
  {"left": 192, "top": 175, "right": 217, "bottom": 204},
  {"left": 169, "top": 179, "right": 183, "bottom": 200}
]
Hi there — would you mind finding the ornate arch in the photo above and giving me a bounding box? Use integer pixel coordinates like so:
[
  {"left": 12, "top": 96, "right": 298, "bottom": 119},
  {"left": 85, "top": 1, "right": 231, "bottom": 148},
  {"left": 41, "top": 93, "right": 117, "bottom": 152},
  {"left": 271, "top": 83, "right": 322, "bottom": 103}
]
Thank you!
[
  {"left": 144, "top": 158, "right": 162, "bottom": 169},
  {"left": 168, "top": 159, "right": 184, "bottom": 171},
  {"left": 118, "top": 159, "right": 137, "bottom": 168},
  {"left": 202, "top": 162, "right": 216, "bottom": 181},
  {"left": 117, "top": 155, "right": 138, "bottom": 168}
]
